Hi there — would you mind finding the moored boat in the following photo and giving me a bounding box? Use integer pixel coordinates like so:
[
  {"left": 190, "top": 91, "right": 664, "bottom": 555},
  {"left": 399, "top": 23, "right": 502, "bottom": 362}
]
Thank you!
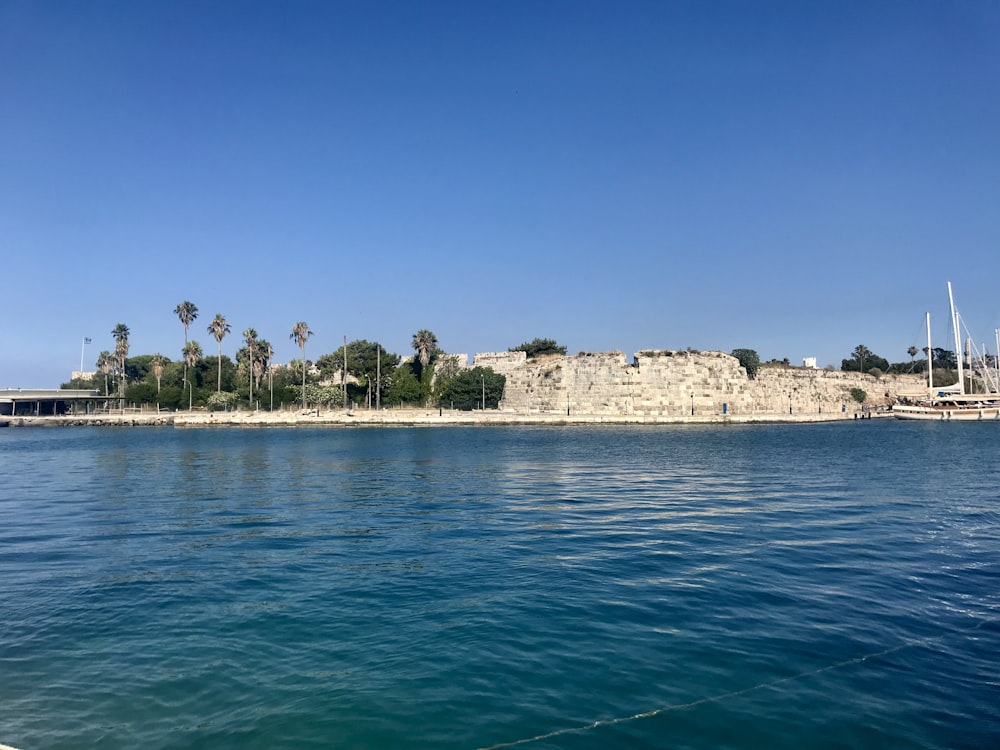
[
  {"left": 893, "top": 283, "right": 999, "bottom": 421},
  {"left": 893, "top": 394, "right": 1000, "bottom": 421}
]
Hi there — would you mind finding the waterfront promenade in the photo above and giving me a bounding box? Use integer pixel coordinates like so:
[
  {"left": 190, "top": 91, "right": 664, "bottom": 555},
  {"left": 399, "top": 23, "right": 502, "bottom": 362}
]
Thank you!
[{"left": 4, "top": 407, "right": 883, "bottom": 427}]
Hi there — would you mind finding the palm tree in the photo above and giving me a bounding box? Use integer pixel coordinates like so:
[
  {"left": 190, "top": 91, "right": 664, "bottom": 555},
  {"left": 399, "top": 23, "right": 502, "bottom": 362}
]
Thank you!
[
  {"left": 907, "top": 346, "right": 918, "bottom": 362},
  {"left": 151, "top": 354, "right": 166, "bottom": 393},
  {"left": 96, "top": 350, "right": 114, "bottom": 398},
  {"left": 243, "top": 328, "right": 258, "bottom": 404},
  {"left": 259, "top": 339, "right": 274, "bottom": 410},
  {"left": 412, "top": 329, "right": 438, "bottom": 369},
  {"left": 290, "top": 322, "right": 313, "bottom": 409},
  {"left": 852, "top": 344, "right": 871, "bottom": 374},
  {"left": 174, "top": 301, "right": 199, "bottom": 389},
  {"left": 207, "top": 314, "right": 232, "bottom": 393},
  {"left": 182, "top": 341, "right": 203, "bottom": 410},
  {"left": 112, "top": 323, "right": 130, "bottom": 403}
]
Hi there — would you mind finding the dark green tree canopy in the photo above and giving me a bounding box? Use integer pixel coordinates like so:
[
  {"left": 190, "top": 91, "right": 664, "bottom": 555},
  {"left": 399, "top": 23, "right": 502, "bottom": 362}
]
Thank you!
[
  {"left": 438, "top": 367, "right": 505, "bottom": 410},
  {"left": 317, "top": 340, "right": 400, "bottom": 382},
  {"left": 384, "top": 365, "right": 425, "bottom": 406},
  {"left": 841, "top": 344, "right": 889, "bottom": 374},
  {"left": 510, "top": 338, "right": 567, "bottom": 358},
  {"left": 731, "top": 349, "right": 760, "bottom": 379},
  {"left": 411, "top": 329, "right": 439, "bottom": 368},
  {"left": 930, "top": 347, "right": 957, "bottom": 370}
]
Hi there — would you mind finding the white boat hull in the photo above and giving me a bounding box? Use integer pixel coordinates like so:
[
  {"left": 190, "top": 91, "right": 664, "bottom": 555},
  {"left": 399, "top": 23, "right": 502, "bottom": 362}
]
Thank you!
[{"left": 893, "top": 404, "right": 1000, "bottom": 421}]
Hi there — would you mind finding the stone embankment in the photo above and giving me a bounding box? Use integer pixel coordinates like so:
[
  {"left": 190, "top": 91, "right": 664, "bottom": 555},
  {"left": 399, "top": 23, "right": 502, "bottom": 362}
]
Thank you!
[
  {"left": 5, "top": 414, "right": 175, "bottom": 427},
  {"left": 5, "top": 351, "right": 916, "bottom": 427}
]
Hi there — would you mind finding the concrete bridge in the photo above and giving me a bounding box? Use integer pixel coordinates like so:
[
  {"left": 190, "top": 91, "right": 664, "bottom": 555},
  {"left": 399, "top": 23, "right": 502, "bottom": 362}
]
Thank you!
[{"left": 0, "top": 389, "right": 105, "bottom": 416}]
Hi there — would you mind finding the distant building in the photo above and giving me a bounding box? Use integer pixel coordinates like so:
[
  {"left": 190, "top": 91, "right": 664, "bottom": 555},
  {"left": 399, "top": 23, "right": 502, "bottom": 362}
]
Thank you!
[{"left": 802, "top": 357, "right": 818, "bottom": 369}]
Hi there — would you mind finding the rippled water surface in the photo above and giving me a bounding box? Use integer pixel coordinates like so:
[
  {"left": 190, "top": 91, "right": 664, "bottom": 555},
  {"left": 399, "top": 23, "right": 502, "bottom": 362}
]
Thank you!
[{"left": 1, "top": 423, "right": 998, "bottom": 749}]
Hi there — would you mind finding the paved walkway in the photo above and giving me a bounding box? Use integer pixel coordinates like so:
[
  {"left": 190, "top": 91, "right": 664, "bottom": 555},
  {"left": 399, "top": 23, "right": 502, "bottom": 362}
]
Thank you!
[{"left": 5, "top": 408, "right": 883, "bottom": 427}]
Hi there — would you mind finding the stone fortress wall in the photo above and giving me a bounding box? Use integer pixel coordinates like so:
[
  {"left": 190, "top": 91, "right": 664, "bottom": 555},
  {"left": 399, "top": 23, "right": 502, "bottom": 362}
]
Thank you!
[
  {"left": 495, "top": 350, "right": 923, "bottom": 418},
  {"left": 472, "top": 351, "right": 527, "bottom": 376}
]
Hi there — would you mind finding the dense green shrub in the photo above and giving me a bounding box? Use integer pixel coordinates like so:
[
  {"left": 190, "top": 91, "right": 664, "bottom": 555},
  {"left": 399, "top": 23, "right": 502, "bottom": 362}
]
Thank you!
[{"left": 731, "top": 349, "right": 760, "bottom": 379}]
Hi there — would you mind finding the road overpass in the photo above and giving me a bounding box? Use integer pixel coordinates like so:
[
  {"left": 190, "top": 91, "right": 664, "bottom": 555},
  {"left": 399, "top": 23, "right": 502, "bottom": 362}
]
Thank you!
[{"left": 0, "top": 389, "right": 106, "bottom": 416}]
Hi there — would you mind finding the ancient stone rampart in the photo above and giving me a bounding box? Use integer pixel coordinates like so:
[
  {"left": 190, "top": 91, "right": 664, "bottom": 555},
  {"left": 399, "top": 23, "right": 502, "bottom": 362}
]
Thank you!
[
  {"left": 473, "top": 351, "right": 527, "bottom": 376},
  {"left": 498, "top": 350, "right": 923, "bottom": 418}
]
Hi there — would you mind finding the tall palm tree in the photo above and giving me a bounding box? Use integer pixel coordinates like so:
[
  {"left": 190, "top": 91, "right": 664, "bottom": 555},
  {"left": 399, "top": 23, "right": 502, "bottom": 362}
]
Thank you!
[
  {"left": 182, "top": 341, "right": 203, "bottom": 410},
  {"left": 412, "top": 329, "right": 438, "bottom": 368},
  {"left": 207, "top": 314, "right": 232, "bottom": 393},
  {"left": 852, "top": 344, "right": 871, "bottom": 374},
  {"left": 259, "top": 339, "right": 274, "bottom": 410},
  {"left": 290, "top": 322, "right": 313, "bottom": 409},
  {"left": 151, "top": 354, "right": 166, "bottom": 393},
  {"left": 907, "top": 346, "right": 918, "bottom": 362},
  {"left": 243, "top": 328, "right": 258, "bottom": 403},
  {"left": 112, "top": 323, "right": 130, "bottom": 402},
  {"left": 174, "top": 301, "right": 199, "bottom": 389},
  {"left": 96, "top": 350, "right": 114, "bottom": 398}
]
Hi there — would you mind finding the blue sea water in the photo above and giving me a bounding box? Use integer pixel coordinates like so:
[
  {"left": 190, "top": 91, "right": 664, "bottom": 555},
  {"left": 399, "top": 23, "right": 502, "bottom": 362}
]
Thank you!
[{"left": 0, "top": 423, "right": 998, "bottom": 749}]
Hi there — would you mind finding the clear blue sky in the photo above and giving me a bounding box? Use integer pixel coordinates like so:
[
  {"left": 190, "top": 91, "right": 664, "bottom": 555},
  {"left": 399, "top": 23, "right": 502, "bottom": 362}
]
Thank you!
[{"left": 3, "top": 1, "right": 999, "bottom": 387}]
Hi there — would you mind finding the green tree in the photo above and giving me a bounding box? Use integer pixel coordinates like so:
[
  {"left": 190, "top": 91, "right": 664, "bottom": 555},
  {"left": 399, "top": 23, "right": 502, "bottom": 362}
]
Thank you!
[
  {"left": 731, "top": 349, "right": 761, "bottom": 379},
  {"left": 931, "top": 347, "right": 957, "bottom": 370},
  {"left": 430, "top": 355, "right": 463, "bottom": 402},
  {"left": 206, "top": 391, "right": 238, "bottom": 411},
  {"left": 112, "top": 323, "right": 130, "bottom": 401},
  {"left": 292, "top": 383, "right": 345, "bottom": 409},
  {"left": 290, "top": 322, "right": 313, "bottom": 409},
  {"left": 182, "top": 341, "right": 203, "bottom": 409},
  {"left": 202, "top": 356, "right": 237, "bottom": 393},
  {"left": 850, "top": 387, "right": 867, "bottom": 404},
  {"left": 125, "top": 382, "right": 157, "bottom": 405},
  {"left": 258, "top": 339, "right": 274, "bottom": 407},
  {"left": 243, "top": 328, "right": 258, "bottom": 403},
  {"left": 907, "top": 345, "right": 918, "bottom": 361},
  {"left": 157, "top": 385, "right": 184, "bottom": 411},
  {"left": 841, "top": 345, "right": 888, "bottom": 374},
  {"left": 510, "top": 338, "right": 567, "bottom": 358},
  {"left": 268, "top": 363, "right": 302, "bottom": 407},
  {"left": 384, "top": 365, "right": 425, "bottom": 406},
  {"left": 853, "top": 344, "right": 871, "bottom": 373},
  {"left": 438, "top": 367, "right": 505, "bottom": 410},
  {"left": 411, "top": 329, "right": 438, "bottom": 370},
  {"left": 207, "top": 314, "right": 232, "bottom": 393},
  {"left": 96, "top": 350, "right": 114, "bottom": 397},
  {"left": 317, "top": 340, "right": 400, "bottom": 407},
  {"left": 174, "top": 301, "right": 199, "bottom": 389},
  {"left": 151, "top": 353, "right": 166, "bottom": 393}
]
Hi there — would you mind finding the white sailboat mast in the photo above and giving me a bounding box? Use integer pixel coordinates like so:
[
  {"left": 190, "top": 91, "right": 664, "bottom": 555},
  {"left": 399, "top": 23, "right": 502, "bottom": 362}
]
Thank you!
[
  {"left": 948, "top": 282, "right": 964, "bottom": 395},
  {"left": 926, "top": 311, "right": 933, "bottom": 393}
]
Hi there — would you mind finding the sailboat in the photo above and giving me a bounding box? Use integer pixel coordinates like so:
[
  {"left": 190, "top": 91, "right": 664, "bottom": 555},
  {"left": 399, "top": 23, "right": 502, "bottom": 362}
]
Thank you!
[{"left": 893, "top": 283, "right": 1000, "bottom": 421}]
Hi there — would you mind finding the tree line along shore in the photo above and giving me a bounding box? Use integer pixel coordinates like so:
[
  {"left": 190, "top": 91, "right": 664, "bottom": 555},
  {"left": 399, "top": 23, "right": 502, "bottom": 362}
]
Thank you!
[{"left": 61, "top": 301, "right": 946, "bottom": 417}]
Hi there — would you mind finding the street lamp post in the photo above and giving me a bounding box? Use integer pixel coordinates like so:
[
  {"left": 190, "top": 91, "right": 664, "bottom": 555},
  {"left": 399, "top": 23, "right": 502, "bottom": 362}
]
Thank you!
[
  {"left": 79, "top": 336, "right": 90, "bottom": 374},
  {"left": 481, "top": 374, "right": 486, "bottom": 411},
  {"left": 690, "top": 392, "right": 694, "bottom": 416},
  {"left": 788, "top": 393, "right": 793, "bottom": 415}
]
